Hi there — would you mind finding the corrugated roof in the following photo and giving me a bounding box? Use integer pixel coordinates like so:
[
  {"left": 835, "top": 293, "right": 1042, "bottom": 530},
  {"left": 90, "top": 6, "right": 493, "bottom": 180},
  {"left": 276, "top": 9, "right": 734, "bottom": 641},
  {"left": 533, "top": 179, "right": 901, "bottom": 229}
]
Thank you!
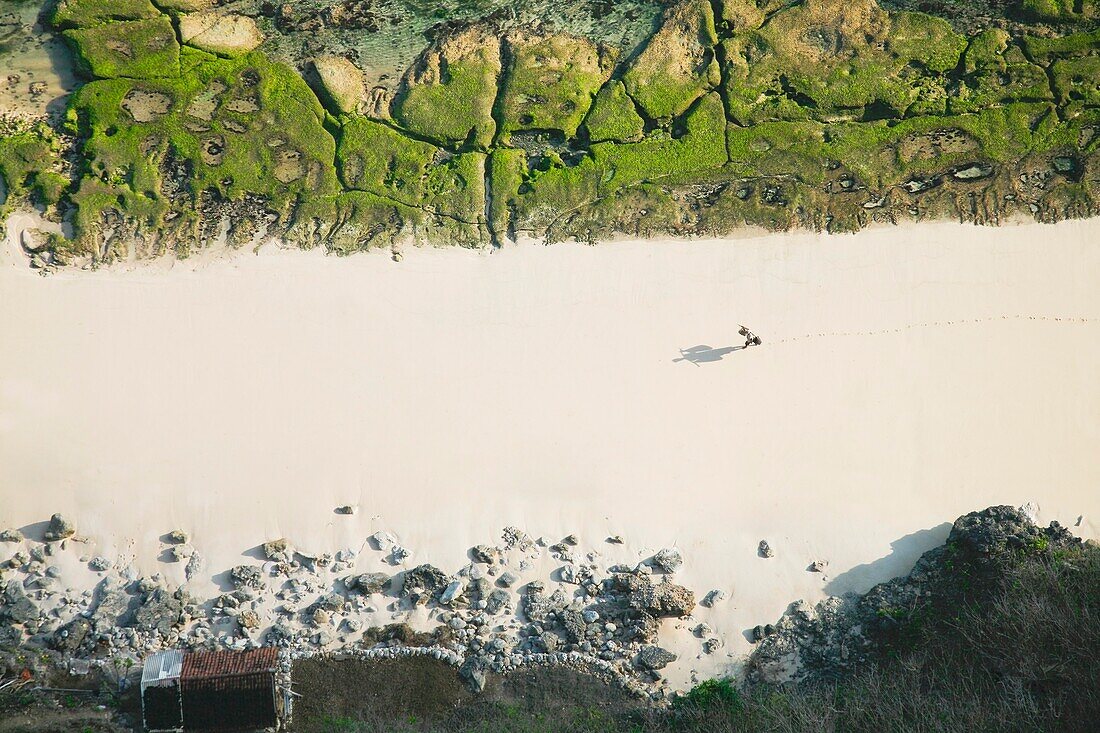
[
  {"left": 141, "top": 650, "right": 183, "bottom": 689},
  {"left": 181, "top": 648, "right": 278, "bottom": 680}
]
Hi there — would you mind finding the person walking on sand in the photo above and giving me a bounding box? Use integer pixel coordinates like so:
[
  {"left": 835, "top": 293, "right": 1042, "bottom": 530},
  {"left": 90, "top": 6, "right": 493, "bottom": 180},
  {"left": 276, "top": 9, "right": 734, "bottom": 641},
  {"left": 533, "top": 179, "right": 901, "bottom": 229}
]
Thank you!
[{"left": 739, "top": 325, "right": 762, "bottom": 348}]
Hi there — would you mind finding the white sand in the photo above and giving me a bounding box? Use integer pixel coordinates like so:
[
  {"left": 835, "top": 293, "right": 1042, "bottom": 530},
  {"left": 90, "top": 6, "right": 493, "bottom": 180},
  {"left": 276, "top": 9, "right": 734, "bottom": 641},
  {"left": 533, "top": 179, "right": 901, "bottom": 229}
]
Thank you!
[{"left": 2, "top": 216, "right": 1099, "bottom": 687}]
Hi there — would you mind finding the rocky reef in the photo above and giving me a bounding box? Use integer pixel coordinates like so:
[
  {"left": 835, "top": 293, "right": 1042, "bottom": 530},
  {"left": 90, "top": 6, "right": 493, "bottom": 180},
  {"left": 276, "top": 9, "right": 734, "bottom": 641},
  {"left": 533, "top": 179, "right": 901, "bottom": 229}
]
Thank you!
[
  {"left": 0, "top": 0, "right": 1097, "bottom": 266},
  {"left": 747, "top": 505, "right": 1091, "bottom": 685}
]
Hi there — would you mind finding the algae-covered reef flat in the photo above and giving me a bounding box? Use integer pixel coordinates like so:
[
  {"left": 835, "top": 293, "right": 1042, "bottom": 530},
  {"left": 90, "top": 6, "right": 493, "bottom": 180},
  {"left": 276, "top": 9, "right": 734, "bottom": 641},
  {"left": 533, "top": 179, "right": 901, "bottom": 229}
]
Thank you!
[{"left": 1, "top": 0, "right": 1099, "bottom": 265}]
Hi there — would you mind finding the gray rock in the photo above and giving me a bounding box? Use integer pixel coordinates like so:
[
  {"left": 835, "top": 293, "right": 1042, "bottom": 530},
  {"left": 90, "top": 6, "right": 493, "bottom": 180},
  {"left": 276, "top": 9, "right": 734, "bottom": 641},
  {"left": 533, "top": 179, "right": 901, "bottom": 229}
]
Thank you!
[
  {"left": 0, "top": 529, "right": 24, "bottom": 542},
  {"left": 89, "top": 556, "right": 111, "bottom": 572},
  {"left": 809, "top": 560, "right": 828, "bottom": 573},
  {"left": 349, "top": 572, "right": 390, "bottom": 595},
  {"left": 606, "top": 535, "right": 625, "bottom": 544},
  {"left": 701, "top": 589, "right": 727, "bottom": 607},
  {"left": 262, "top": 538, "right": 294, "bottom": 563},
  {"left": 637, "top": 645, "right": 677, "bottom": 670},
  {"left": 400, "top": 564, "right": 448, "bottom": 599},
  {"left": 652, "top": 548, "right": 683, "bottom": 574},
  {"left": 484, "top": 588, "right": 511, "bottom": 615},
  {"left": 440, "top": 579, "right": 465, "bottom": 605},
  {"left": 334, "top": 505, "right": 357, "bottom": 515},
  {"left": 231, "top": 565, "right": 265, "bottom": 590},
  {"left": 470, "top": 545, "right": 499, "bottom": 564},
  {"left": 44, "top": 513, "right": 75, "bottom": 542},
  {"left": 167, "top": 530, "right": 189, "bottom": 544},
  {"left": 2, "top": 580, "right": 39, "bottom": 624},
  {"left": 629, "top": 581, "right": 695, "bottom": 618},
  {"left": 369, "top": 531, "right": 396, "bottom": 551},
  {"left": 758, "top": 540, "right": 774, "bottom": 558},
  {"left": 497, "top": 570, "right": 519, "bottom": 588}
]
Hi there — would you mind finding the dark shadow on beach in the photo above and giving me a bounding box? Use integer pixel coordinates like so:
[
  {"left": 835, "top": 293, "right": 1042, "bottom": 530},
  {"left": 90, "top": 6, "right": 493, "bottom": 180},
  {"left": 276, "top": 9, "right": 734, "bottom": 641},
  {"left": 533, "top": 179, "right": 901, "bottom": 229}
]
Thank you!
[
  {"left": 673, "top": 344, "right": 746, "bottom": 365},
  {"left": 826, "top": 522, "right": 952, "bottom": 596}
]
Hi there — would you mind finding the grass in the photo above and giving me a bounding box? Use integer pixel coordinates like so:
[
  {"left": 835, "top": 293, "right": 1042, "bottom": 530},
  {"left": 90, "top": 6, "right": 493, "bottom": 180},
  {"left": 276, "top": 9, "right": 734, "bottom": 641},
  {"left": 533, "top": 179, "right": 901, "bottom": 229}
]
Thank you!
[{"left": 63, "top": 17, "right": 181, "bottom": 80}]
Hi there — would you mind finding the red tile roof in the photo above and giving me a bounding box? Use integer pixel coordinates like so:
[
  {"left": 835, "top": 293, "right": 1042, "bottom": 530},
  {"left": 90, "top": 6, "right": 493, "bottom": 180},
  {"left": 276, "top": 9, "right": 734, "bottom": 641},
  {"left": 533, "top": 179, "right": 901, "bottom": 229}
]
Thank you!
[{"left": 181, "top": 648, "right": 278, "bottom": 681}]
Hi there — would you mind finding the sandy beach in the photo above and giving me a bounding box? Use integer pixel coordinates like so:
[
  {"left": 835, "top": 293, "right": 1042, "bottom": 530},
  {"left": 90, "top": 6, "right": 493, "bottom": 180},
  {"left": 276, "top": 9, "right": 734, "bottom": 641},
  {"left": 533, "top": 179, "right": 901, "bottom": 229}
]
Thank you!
[{"left": 2, "top": 216, "right": 1099, "bottom": 688}]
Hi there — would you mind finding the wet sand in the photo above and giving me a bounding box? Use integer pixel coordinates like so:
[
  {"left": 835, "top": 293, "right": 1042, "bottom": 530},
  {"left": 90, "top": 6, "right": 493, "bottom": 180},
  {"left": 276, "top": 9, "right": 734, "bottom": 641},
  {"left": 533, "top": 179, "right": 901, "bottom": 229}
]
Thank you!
[{"left": 2, "top": 216, "right": 1099, "bottom": 687}]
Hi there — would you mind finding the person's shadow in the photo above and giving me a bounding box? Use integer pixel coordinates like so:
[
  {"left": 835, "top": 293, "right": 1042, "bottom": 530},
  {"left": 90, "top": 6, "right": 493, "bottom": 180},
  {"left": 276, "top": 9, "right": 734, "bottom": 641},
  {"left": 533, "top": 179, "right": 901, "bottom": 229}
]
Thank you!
[{"left": 673, "top": 344, "right": 745, "bottom": 366}]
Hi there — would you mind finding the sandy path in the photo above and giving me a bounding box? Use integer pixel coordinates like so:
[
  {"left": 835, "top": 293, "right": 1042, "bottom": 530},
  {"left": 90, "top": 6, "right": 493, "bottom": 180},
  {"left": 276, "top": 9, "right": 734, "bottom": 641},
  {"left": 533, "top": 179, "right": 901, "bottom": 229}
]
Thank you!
[{"left": 2, "top": 217, "right": 1099, "bottom": 686}]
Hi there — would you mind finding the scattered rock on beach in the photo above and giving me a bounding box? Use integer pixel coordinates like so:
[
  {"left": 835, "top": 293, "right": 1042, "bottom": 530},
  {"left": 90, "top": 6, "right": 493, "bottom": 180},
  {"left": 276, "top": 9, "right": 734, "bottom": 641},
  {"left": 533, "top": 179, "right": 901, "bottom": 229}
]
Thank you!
[
  {"left": 263, "top": 538, "right": 295, "bottom": 563},
  {"left": 652, "top": 548, "right": 683, "bottom": 574},
  {"left": 0, "top": 529, "right": 24, "bottom": 542},
  {"left": 231, "top": 565, "right": 265, "bottom": 591},
  {"left": 334, "top": 505, "right": 357, "bottom": 515},
  {"left": 89, "top": 556, "right": 111, "bottom": 572},
  {"left": 369, "top": 531, "right": 396, "bottom": 551},
  {"left": 606, "top": 535, "right": 624, "bottom": 544},
  {"left": 44, "top": 514, "right": 75, "bottom": 542},
  {"left": 168, "top": 529, "right": 189, "bottom": 543},
  {"left": 470, "top": 544, "right": 499, "bottom": 564},
  {"left": 809, "top": 560, "right": 828, "bottom": 573},
  {"left": 637, "top": 645, "right": 677, "bottom": 670},
  {"left": 758, "top": 540, "right": 774, "bottom": 558},
  {"left": 701, "top": 589, "right": 727, "bottom": 607}
]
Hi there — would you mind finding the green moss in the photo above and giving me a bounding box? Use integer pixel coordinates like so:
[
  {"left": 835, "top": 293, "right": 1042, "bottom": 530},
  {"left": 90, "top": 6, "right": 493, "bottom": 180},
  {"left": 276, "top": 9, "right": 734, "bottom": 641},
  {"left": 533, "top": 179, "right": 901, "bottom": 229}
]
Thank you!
[
  {"left": 65, "top": 48, "right": 339, "bottom": 251},
  {"left": 1020, "top": 0, "right": 1098, "bottom": 22},
  {"left": 391, "top": 33, "right": 500, "bottom": 148},
  {"left": 582, "top": 81, "right": 646, "bottom": 143},
  {"left": 622, "top": 0, "right": 721, "bottom": 120},
  {"left": 1050, "top": 56, "right": 1100, "bottom": 115},
  {"left": 64, "top": 17, "right": 180, "bottom": 80},
  {"left": 487, "top": 148, "right": 526, "bottom": 238},
  {"left": 497, "top": 33, "right": 609, "bottom": 140},
  {"left": 1024, "top": 29, "right": 1100, "bottom": 58},
  {"left": 888, "top": 13, "right": 968, "bottom": 74},
  {"left": 337, "top": 116, "right": 485, "bottom": 224},
  {"left": 723, "top": 0, "right": 965, "bottom": 124},
  {"left": 0, "top": 126, "right": 64, "bottom": 212},
  {"left": 50, "top": 0, "right": 162, "bottom": 30}
]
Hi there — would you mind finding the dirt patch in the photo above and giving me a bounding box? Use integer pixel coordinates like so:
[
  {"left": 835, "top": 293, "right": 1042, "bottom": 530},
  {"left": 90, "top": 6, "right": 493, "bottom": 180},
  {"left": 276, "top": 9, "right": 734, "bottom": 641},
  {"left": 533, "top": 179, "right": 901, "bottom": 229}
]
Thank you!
[
  {"left": 898, "top": 128, "right": 979, "bottom": 162},
  {"left": 121, "top": 89, "right": 172, "bottom": 122}
]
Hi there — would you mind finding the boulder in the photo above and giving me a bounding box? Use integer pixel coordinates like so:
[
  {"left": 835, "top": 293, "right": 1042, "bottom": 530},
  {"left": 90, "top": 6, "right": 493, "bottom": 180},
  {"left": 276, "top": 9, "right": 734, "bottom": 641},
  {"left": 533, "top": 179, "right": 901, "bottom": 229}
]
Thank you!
[
  {"left": 652, "top": 548, "right": 683, "bottom": 574},
  {"left": 312, "top": 56, "right": 366, "bottom": 115},
  {"left": 179, "top": 12, "right": 263, "bottom": 56},
  {"left": 1, "top": 580, "right": 39, "bottom": 624},
  {"left": 44, "top": 513, "right": 75, "bottom": 542},
  {"left": 629, "top": 581, "right": 695, "bottom": 618},
  {"left": 0, "top": 529, "right": 24, "bottom": 542},
  {"left": 637, "top": 645, "right": 677, "bottom": 670},
  {"left": 262, "top": 538, "right": 294, "bottom": 563},
  {"left": 349, "top": 572, "right": 390, "bottom": 595},
  {"left": 470, "top": 545, "right": 499, "bottom": 564},
  {"left": 230, "top": 565, "right": 265, "bottom": 591},
  {"left": 400, "top": 564, "right": 448, "bottom": 599}
]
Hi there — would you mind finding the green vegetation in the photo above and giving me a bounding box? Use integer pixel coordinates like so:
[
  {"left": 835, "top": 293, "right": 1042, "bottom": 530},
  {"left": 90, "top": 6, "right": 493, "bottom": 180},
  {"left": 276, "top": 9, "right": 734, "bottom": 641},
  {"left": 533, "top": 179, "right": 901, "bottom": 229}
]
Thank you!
[
  {"left": 582, "top": 81, "right": 646, "bottom": 143},
  {"left": 391, "top": 29, "right": 501, "bottom": 148},
  {"left": 622, "top": 0, "right": 721, "bottom": 120},
  {"left": 3, "top": 0, "right": 1097, "bottom": 261},
  {"left": 64, "top": 18, "right": 181, "bottom": 80},
  {"left": 497, "top": 33, "right": 610, "bottom": 140},
  {"left": 0, "top": 123, "right": 66, "bottom": 213},
  {"left": 50, "top": 0, "right": 162, "bottom": 30},
  {"left": 289, "top": 536, "right": 1100, "bottom": 733},
  {"left": 1020, "top": 0, "right": 1099, "bottom": 23}
]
